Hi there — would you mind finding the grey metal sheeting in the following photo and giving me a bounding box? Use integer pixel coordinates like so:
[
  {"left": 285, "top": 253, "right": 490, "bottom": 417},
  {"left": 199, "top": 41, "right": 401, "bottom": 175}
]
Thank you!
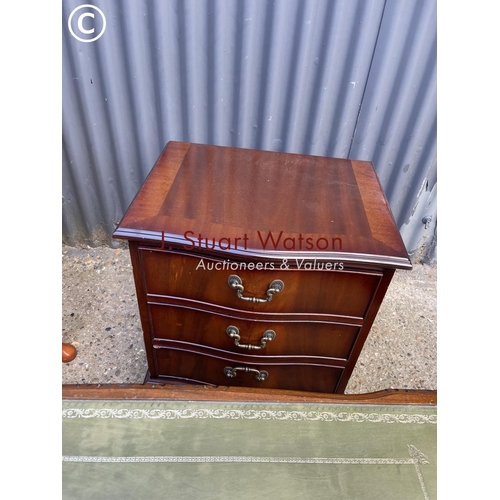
[{"left": 62, "top": 0, "right": 437, "bottom": 262}]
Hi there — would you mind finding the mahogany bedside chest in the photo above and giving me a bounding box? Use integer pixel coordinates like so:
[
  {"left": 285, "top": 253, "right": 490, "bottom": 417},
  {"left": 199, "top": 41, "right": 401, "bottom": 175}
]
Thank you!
[{"left": 113, "top": 141, "right": 412, "bottom": 393}]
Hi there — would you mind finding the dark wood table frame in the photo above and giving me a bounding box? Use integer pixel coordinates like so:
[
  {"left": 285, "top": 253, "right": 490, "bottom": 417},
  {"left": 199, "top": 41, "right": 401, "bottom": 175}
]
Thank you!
[{"left": 62, "top": 384, "right": 436, "bottom": 406}]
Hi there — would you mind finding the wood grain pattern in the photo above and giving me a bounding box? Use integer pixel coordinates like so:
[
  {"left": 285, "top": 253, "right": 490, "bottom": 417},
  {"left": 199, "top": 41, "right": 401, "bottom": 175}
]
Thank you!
[
  {"left": 113, "top": 142, "right": 413, "bottom": 394},
  {"left": 148, "top": 303, "right": 360, "bottom": 360},
  {"left": 140, "top": 248, "right": 381, "bottom": 316},
  {"left": 114, "top": 142, "right": 412, "bottom": 268},
  {"left": 62, "top": 384, "right": 437, "bottom": 406},
  {"left": 152, "top": 348, "right": 345, "bottom": 392}
]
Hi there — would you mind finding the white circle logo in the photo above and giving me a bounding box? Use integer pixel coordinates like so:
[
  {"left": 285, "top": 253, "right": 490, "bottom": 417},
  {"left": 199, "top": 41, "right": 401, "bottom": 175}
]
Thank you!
[{"left": 68, "top": 4, "right": 106, "bottom": 43}]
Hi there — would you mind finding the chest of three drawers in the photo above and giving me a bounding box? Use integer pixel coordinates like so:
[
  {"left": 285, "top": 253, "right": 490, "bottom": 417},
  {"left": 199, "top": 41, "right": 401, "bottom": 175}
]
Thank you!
[
  {"left": 129, "top": 245, "right": 396, "bottom": 393},
  {"left": 114, "top": 141, "right": 412, "bottom": 394}
]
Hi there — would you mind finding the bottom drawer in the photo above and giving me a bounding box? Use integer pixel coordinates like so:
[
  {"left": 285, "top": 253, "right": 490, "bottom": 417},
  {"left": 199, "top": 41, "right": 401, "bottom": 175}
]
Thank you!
[{"left": 153, "top": 348, "right": 345, "bottom": 393}]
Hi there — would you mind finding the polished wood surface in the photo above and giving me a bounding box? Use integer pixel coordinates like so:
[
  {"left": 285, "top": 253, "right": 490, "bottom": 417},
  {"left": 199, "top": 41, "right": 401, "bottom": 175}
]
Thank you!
[
  {"left": 130, "top": 240, "right": 395, "bottom": 393},
  {"left": 152, "top": 348, "right": 345, "bottom": 392},
  {"left": 62, "top": 384, "right": 436, "bottom": 406},
  {"left": 113, "top": 142, "right": 412, "bottom": 394},
  {"left": 140, "top": 248, "right": 381, "bottom": 316},
  {"left": 114, "top": 142, "right": 411, "bottom": 268},
  {"left": 149, "top": 303, "right": 360, "bottom": 360}
]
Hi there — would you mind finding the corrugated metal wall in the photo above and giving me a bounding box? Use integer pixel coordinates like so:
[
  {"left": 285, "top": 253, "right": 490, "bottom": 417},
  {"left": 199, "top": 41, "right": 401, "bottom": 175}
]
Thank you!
[{"left": 62, "top": 0, "right": 437, "bottom": 262}]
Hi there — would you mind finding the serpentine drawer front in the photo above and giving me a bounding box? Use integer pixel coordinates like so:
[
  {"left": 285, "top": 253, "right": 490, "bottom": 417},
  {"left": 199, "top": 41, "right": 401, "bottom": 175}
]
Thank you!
[
  {"left": 113, "top": 141, "right": 412, "bottom": 393},
  {"left": 140, "top": 248, "right": 382, "bottom": 317},
  {"left": 148, "top": 303, "right": 361, "bottom": 360},
  {"left": 153, "top": 348, "right": 346, "bottom": 393}
]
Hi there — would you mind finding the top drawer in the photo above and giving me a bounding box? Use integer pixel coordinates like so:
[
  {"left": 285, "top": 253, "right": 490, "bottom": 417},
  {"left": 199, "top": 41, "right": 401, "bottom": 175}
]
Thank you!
[{"left": 139, "top": 249, "right": 382, "bottom": 318}]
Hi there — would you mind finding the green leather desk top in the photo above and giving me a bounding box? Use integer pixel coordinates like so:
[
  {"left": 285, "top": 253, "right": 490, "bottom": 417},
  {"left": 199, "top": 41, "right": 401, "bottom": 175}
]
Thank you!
[{"left": 62, "top": 400, "right": 437, "bottom": 499}]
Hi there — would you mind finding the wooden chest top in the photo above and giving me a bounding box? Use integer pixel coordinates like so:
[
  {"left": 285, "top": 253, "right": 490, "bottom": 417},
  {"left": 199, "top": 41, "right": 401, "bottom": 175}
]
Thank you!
[{"left": 113, "top": 141, "right": 411, "bottom": 269}]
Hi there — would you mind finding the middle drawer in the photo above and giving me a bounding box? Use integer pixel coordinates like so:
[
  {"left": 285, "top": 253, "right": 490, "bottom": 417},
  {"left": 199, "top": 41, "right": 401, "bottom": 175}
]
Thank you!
[{"left": 148, "top": 303, "right": 361, "bottom": 361}]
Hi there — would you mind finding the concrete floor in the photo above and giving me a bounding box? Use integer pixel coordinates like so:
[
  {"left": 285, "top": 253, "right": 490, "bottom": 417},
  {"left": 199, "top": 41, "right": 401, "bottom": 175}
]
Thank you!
[{"left": 62, "top": 245, "right": 437, "bottom": 394}]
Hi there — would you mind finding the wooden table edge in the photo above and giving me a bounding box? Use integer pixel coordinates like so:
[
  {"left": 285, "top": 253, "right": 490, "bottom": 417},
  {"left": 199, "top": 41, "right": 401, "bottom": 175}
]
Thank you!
[{"left": 62, "top": 384, "right": 436, "bottom": 406}]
